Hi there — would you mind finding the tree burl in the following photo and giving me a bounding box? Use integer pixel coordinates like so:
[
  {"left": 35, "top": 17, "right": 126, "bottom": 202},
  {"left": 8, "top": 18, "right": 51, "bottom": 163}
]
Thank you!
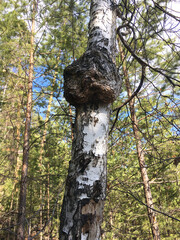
[{"left": 64, "top": 48, "right": 121, "bottom": 106}]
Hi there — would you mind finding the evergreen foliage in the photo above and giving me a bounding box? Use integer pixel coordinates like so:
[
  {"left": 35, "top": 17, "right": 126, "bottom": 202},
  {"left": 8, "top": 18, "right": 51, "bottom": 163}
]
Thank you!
[{"left": 0, "top": 0, "right": 179, "bottom": 239}]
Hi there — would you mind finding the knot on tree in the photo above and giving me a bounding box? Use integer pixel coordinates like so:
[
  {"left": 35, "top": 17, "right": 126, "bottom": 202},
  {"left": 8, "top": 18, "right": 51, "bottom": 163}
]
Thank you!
[{"left": 64, "top": 48, "right": 121, "bottom": 106}]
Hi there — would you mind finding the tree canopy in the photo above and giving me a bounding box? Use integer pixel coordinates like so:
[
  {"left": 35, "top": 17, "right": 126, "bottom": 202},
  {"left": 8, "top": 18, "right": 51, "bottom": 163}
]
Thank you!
[{"left": 0, "top": 0, "right": 179, "bottom": 239}]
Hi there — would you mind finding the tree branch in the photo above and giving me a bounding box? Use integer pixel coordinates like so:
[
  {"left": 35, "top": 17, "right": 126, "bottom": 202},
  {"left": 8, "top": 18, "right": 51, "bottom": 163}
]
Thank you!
[
  {"left": 109, "top": 64, "right": 146, "bottom": 134},
  {"left": 117, "top": 26, "right": 180, "bottom": 87}
]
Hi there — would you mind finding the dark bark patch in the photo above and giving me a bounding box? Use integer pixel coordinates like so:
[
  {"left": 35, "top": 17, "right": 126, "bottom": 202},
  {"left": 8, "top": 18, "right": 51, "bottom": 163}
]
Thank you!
[
  {"left": 92, "top": 180, "right": 102, "bottom": 201},
  {"left": 81, "top": 199, "right": 104, "bottom": 237},
  {"left": 79, "top": 156, "right": 91, "bottom": 173},
  {"left": 82, "top": 214, "right": 94, "bottom": 234},
  {"left": 64, "top": 48, "right": 121, "bottom": 106},
  {"left": 81, "top": 200, "right": 96, "bottom": 233}
]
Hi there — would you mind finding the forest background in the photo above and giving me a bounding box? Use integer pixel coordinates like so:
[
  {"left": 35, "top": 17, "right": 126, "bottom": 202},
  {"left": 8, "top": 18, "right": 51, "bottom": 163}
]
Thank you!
[{"left": 0, "top": 0, "right": 180, "bottom": 239}]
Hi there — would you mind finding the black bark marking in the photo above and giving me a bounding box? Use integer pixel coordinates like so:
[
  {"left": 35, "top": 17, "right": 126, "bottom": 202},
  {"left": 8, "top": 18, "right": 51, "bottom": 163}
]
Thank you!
[
  {"left": 81, "top": 213, "right": 94, "bottom": 234},
  {"left": 94, "top": 117, "right": 99, "bottom": 126},
  {"left": 79, "top": 156, "right": 91, "bottom": 173},
  {"left": 92, "top": 180, "right": 103, "bottom": 201}
]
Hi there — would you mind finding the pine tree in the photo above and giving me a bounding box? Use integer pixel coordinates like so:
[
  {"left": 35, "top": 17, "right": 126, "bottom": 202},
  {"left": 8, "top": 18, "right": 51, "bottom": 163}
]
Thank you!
[{"left": 16, "top": 1, "right": 36, "bottom": 239}]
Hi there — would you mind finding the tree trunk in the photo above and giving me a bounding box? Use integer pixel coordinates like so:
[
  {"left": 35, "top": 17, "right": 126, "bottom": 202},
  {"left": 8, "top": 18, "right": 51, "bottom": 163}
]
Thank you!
[
  {"left": 69, "top": 105, "right": 74, "bottom": 140},
  {"left": 47, "top": 162, "right": 50, "bottom": 240},
  {"left": 8, "top": 101, "right": 21, "bottom": 240},
  {"left": 118, "top": 41, "right": 160, "bottom": 240},
  {"left": 59, "top": 0, "right": 121, "bottom": 239},
  {"left": 16, "top": 2, "right": 36, "bottom": 239},
  {"left": 39, "top": 74, "right": 55, "bottom": 240}
]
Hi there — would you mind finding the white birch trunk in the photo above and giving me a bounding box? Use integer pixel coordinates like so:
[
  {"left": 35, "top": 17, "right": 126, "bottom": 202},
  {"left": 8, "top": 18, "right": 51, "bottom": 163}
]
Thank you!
[
  {"left": 60, "top": 0, "right": 121, "bottom": 239},
  {"left": 60, "top": 104, "right": 111, "bottom": 240}
]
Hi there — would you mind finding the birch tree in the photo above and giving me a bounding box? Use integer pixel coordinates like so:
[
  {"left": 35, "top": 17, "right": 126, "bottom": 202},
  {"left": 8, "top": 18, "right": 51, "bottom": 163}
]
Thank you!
[{"left": 59, "top": 0, "right": 121, "bottom": 239}]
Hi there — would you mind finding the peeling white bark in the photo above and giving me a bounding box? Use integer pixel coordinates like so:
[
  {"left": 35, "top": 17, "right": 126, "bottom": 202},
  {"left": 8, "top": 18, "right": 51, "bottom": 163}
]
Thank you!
[
  {"left": 77, "top": 105, "right": 110, "bottom": 199},
  {"left": 83, "top": 106, "right": 109, "bottom": 156},
  {"left": 88, "top": 0, "right": 117, "bottom": 57}
]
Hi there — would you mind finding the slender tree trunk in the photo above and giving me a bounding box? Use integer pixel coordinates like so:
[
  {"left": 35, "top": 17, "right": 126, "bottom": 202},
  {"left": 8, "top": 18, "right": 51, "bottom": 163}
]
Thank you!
[
  {"left": 8, "top": 102, "right": 21, "bottom": 240},
  {"left": 39, "top": 75, "right": 55, "bottom": 240},
  {"left": 16, "top": 2, "right": 36, "bottom": 239},
  {"left": 57, "top": 201, "right": 60, "bottom": 239},
  {"left": 60, "top": 0, "right": 121, "bottom": 239},
  {"left": 69, "top": 105, "right": 74, "bottom": 140},
  {"left": 38, "top": 50, "right": 60, "bottom": 237},
  {"left": 118, "top": 41, "right": 160, "bottom": 240},
  {"left": 47, "top": 162, "right": 50, "bottom": 240}
]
